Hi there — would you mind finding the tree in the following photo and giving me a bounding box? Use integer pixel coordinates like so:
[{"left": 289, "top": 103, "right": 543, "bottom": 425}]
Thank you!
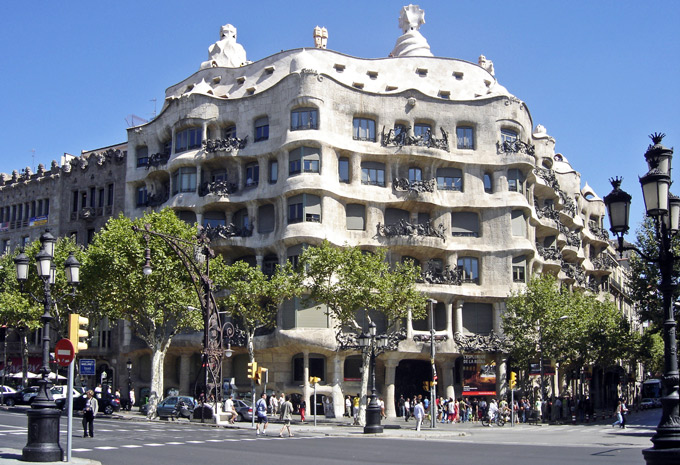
[
  {"left": 81, "top": 209, "right": 210, "bottom": 418},
  {"left": 299, "top": 241, "right": 427, "bottom": 424}
]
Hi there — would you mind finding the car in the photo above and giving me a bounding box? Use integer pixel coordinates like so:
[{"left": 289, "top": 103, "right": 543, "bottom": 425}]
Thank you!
[
  {"left": 0, "top": 386, "right": 17, "bottom": 405},
  {"left": 50, "top": 386, "right": 82, "bottom": 401},
  {"left": 3, "top": 386, "right": 40, "bottom": 406},
  {"left": 233, "top": 398, "right": 253, "bottom": 422},
  {"left": 641, "top": 398, "right": 655, "bottom": 409},
  {"left": 155, "top": 396, "right": 197, "bottom": 419},
  {"left": 59, "top": 393, "right": 121, "bottom": 415}
]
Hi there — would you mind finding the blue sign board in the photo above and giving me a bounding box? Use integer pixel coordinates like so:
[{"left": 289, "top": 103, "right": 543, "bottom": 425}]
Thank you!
[{"left": 79, "top": 359, "right": 96, "bottom": 376}]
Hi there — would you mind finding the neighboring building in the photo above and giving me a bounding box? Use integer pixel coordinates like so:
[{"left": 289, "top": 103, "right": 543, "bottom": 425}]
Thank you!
[
  {"left": 123, "top": 5, "right": 625, "bottom": 416},
  {"left": 0, "top": 143, "right": 127, "bottom": 381}
]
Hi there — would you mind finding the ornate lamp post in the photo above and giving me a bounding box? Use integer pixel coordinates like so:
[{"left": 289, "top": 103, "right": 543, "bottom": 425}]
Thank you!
[
  {"left": 132, "top": 224, "right": 225, "bottom": 408},
  {"left": 357, "top": 322, "right": 387, "bottom": 434},
  {"left": 14, "top": 231, "right": 80, "bottom": 462},
  {"left": 603, "top": 133, "right": 680, "bottom": 464}
]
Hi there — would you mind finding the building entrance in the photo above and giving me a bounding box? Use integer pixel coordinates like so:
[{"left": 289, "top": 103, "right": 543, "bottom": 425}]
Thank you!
[{"left": 395, "top": 359, "right": 432, "bottom": 405}]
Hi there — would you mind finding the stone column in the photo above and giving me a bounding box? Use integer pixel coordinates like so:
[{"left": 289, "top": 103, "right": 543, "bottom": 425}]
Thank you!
[
  {"left": 442, "top": 359, "right": 456, "bottom": 400},
  {"left": 446, "top": 302, "right": 453, "bottom": 339},
  {"left": 350, "top": 152, "right": 361, "bottom": 186},
  {"left": 492, "top": 302, "right": 501, "bottom": 334},
  {"left": 496, "top": 353, "right": 507, "bottom": 400},
  {"left": 303, "top": 351, "right": 311, "bottom": 414},
  {"left": 384, "top": 359, "right": 398, "bottom": 418},
  {"left": 179, "top": 353, "right": 192, "bottom": 395},
  {"left": 454, "top": 301, "right": 464, "bottom": 334}
]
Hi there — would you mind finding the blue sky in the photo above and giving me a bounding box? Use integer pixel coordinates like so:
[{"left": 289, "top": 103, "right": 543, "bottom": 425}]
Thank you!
[{"left": 1, "top": 0, "right": 678, "bottom": 232}]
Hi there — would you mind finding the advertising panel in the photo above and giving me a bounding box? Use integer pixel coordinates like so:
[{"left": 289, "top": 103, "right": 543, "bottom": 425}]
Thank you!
[
  {"left": 462, "top": 353, "right": 497, "bottom": 396},
  {"left": 29, "top": 215, "right": 48, "bottom": 227}
]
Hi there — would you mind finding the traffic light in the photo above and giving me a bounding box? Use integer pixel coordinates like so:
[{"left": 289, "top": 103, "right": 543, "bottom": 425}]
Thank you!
[
  {"left": 309, "top": 376, "right": 320, "bottom": 385},
  {"left": 422, "top": 381, "right": 430, "bottom": 392},
  {"left": 68, "top": 314, "right": 88, "bottom": 353},
  {"left": 247, "top": 361, "right": 258, "bottom": 379},
  {"left": 258, "top": 367, "right": 268, "bottom": 385},
  {"left": 509, "top": 371, "right": 517, "bottom": 390}
]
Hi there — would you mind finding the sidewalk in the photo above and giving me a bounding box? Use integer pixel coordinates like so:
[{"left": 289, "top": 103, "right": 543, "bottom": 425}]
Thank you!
[{"left": 0, "top": 448, "right": 100, "bottom": 465}]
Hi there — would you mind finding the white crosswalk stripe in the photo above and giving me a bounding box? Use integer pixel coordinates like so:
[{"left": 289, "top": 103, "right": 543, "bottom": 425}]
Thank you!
[
  {"left": 121, "top": 445, "right": 143, "bottom": 448},
  {"left": 94, "top": 446, "right": 118, "bottom": 450}
]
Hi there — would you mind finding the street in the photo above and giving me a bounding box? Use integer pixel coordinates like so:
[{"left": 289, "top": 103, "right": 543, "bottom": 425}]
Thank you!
[{"left": 0, "top": 408, "right": 660, "bottom": 465}]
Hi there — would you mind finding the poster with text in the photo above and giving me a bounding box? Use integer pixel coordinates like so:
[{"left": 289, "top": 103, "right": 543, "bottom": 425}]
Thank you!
[{"left": 462, "top": 353, "right": 497, "bottom": 396}]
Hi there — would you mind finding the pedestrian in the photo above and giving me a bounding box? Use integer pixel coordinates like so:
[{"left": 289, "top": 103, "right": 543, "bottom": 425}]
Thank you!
[
  {"left": 352, "top": 394, "right": 360, "bottom": 425},
  {"left": 269, "top": 392, "right": 278, "bottom": 415},
  {"left": 224, "top": 394, "right": 237, "bottom": 424},
  {"left": 279, "top": 394, "right": 294, "bottom": 437},
  {"left": 398, "top": 395, "right": 405, "bottom": 418},
  {"left": 278, "top": 392, "right": 285, "bottom": 414},
  {"left": 620, "top": 399, "right": 628, "bottom": 429},
  {"left": 345, "top": 395, "right": 352, "bottom": 418},
  {"left": 128, "top": 387, "right": 136, "bottom": 411},
  {"left": 379, "top": 397, "right": 386, "bottom": 419},
  {"left": 94, "top": 384, "right": 102, "bottom": 399},
  {"left": 613, "top": 399, "right": 626, "bottom": 428},
  {"left": 255, "top": 392, "right": 268, "bottom": 436},
  {"left": 300, "top": 398, "right": 306, "bottom": 422},
  {"left": 414, "top": 398, "right": 425, "bottom": 431},
  {"left": 82, "top": 390, "right": 98, "bottom": 438},
  {"left": 404, "top": 397, "right": 411, "bottom": 421}
]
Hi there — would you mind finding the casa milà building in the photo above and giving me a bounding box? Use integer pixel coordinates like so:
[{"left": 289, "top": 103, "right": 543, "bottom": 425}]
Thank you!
[{"left": 124, "top": 5, "right": 623, "bottom": 416}]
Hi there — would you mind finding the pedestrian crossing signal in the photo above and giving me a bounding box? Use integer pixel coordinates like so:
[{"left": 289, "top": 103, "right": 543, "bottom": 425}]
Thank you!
[
  {"left": 422, "top": 381, "right": 430, "bottom": 392},
  {"left": 247, "top": 361, "right": 258, "bottom": 379},
  {"left": 510, "top": 371, "right": 517, "bottom": 389},
  {"left": 68, "top": 314, "right": 88, "bottom": 353}
]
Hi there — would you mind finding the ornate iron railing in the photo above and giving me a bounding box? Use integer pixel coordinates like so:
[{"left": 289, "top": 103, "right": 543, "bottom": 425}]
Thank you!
[
  {"left": 380, "top": 126, "right": 449, "bottom": 152},
  {"left": 497, "top": 139, "right": 535, "bottom": 156},
  {"left": 204, "top": 222, "right": 253, "bottom": 239},
  {"left": 392, "top": 177, "right": 436, "bottom": 194},
  {"left": 376, "top": 219, "right": 445, "bottom": 240},
  {"left": 199, "top": 180, "right": 238, "bottom": 197},
  {"left": 561, "top": 261, "right": 586, "bottom": 285},
  {"left": 418, "top": 262, "right": 463, "bottom": 285},
  {"left": 453, "top": 331, "right": 508, "bottom": 353},
  {"left": 202, "top": 136, "right": 248, "bottom": 153},
  {"left": 536, "top": 244, "right": 562, "bottom": 261},
  {"left": 147, "top": 152, "right": 170, "bottom": 168}
]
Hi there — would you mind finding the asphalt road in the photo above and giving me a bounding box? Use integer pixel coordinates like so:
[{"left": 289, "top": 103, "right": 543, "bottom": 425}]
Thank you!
[{"left": 0, "top": 408, "right": 661, "bottom": 465}]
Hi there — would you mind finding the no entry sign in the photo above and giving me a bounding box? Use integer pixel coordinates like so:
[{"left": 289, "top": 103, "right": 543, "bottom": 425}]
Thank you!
[{"left": 54, "top": 339, "right": 75, "bottom": 367}]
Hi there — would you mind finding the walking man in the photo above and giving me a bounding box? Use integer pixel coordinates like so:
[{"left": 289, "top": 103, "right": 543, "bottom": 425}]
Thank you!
[
  {"left": 256, "top": 392, "right": 268, "bottom": 436},
  {"left": 82, "top": 390, "right": 98, "bottom": 438},
  {"left": 279, "top": 394, "right": 294, "bottom": 437},
  {"left": 414, "top": 398, "right": 425, "bottom": 431}
]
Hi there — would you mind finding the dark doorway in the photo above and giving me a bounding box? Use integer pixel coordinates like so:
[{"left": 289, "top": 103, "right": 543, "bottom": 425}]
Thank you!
[{"left": 395, "top": 359, "right": 432, "bottom": 404}]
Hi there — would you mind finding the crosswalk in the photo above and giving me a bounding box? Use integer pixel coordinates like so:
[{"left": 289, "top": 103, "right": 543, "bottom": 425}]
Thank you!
[{"left": 70, "top": 434, "right": 329, "bottom": 452}]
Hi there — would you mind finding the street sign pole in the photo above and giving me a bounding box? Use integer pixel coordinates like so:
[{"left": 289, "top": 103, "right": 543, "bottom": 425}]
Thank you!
[{"left": 66, "top": 358, "right": 74, "bottom": 462}]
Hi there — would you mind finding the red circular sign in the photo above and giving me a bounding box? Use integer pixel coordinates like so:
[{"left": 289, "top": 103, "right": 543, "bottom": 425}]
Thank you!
[{"left": 54, "top": 339, "right": 75, "bottom": 367}]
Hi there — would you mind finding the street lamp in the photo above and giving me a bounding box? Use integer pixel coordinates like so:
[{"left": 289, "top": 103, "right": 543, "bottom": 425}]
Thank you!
[
  {"left": 14, "top": 231, "right": 80, "bottom": 462},
  {"left": 358, "top": 322, "right": 386, "bottom": 434},
  {"left": 603, "top": 133, "right": 680, "bottom": 464}
]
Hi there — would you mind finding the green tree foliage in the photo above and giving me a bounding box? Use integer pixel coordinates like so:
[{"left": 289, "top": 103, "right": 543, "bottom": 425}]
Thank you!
[
  {"left": 299, "top": 241, "right": 426, "bottom": 424},
  {"left": 504, "top": 274, "right": 638, "bottom": 390},
  {"left": 81, "top": 209, "right": 207, "bottom": 417},
  {"left": 628, "top": 217, "right": 680, "bottom": 329},
  {"left": 638, "top": 330, "right": 664, "bottom": 377}
]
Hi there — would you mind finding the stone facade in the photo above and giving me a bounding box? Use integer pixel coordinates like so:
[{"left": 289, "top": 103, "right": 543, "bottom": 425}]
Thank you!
[{"left": 123, "top": 8, "right": 624, "bottom": 417}]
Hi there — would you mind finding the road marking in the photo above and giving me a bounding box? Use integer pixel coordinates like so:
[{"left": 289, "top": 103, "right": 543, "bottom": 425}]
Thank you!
[
  {"left": 205, "top": 439, "right": 222, "bottom": 442},
  {"left": 146, "top": 443, "right": 164, "bottom": 446},
  {"left": 72, "top": 448, "right": 92, "bottom": 452},
  {"left": 121, "top": 445, "right": 143, "bottom": 448},
  {"left": 165, "top": 442, "right": 183, "bottom": 445},
  {"left": 95, "top": 446, "right": 118, "bottom": 450},
  {"left": 186, "top": 440, "right": 204, "bottom": 444},
  {"left": 10, "top": 432, "right": 25, "bottom": 435}
]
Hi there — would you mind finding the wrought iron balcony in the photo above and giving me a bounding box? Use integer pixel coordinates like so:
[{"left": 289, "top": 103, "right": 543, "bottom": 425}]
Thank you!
[
  {"left": 534, "top": 202, "right": 560, "bottom": 221},
  {"left": 376, "top": 219, "right": 446, "bottom": 240},
  {"left": 380, "top": 126, "right": 450, "bottom": 152},
  {"left": 536, "top": 244, "right": 562, "bottom": 261},
  {"left": 147, "top": 152, "right": 170, "bottom": 168},
  {"left": 199, "top": 180, "right": 238, "bottom": 197},
  {"left": 418, "top": 262, "right": 463, "bottom": 285},
  {"left": 202, "top": 136, "right": 248, "bottom": 153},
  {"left": 204, "top": 222, "right": 253, "bottom": 239},
  {"left": 561, "top": 261, "right": 586, "bottom": 285},
  {"left": 146, "top": 190, "right": 169, "bottom": 207},
  {"left": 558, "top": 223, "right": 581, "bottom": 248},
  {"left": 591, "top": 253, "right": 618, "bottom": 270},
  {"left": 393, "top": 177, "right": 436, "bottom": 194},
  {"left": 497, "top": 139, "right": 535, "bottom": 156},
  {"left": 588, "top": 224, "right": 610, "bottom": 241}
]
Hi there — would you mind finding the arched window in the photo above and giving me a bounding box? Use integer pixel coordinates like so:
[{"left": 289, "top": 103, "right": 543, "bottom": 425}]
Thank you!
[
  {"left": 291, "top": 108, "right": 319, "bottom": 130},
  {"left": 254, "top": 117, "right": 269, "bottom": 142}
]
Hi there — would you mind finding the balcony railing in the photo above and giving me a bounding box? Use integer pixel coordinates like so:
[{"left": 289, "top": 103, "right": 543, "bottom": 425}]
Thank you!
[
  {"left": 199, "top": 180, "right": 239, "bottom": 197},
  {"left": 536, "top": 244, "right": 562, "bottom": 261},
  {"left": 376, "top": 219, "right": 446, "bottom": 240},
  {"left": 202, "top": 136, "right": 248, "bottom": 153},
  {"left": 561, "top": 261, "right": 586, "bottom": 285},
  {"left": 393, "top": 177, "right": 436, "bottom": 194},
  {"left": 380, "top": 126, "right": 450, "bottom": 152},
  {"left": 591, "top": 253, "right": 618, "bottom": 270},
  {"left": 497, "top": 139, "right": 535, "bottom": 156},
  {"left": 418, "top": 262, "right": 463, "bottom": 285},
  {"left": 204, "top": 222, "right": 253, "bottom": 239},
  {"left": 558, "top": 223, "right": 581, "bottom": 248},
  {"left": 588, "top": 224, "right": 610, "bottom": 241},
  {"left": 535, "top": 203, "right": 560, "bottom": 222},
  {"left": 147, "top": 152, "right": 170, "bottom": 168}
]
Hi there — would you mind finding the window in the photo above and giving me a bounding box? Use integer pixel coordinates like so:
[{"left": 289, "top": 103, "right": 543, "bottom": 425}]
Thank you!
[
  {"left": 437, "top": 168, "right": 463, "bottom": 191},
  {"left": 288, "top": 194, "right": 321, "bottom": 224},
  {"left": 172, "top": 167, "right": 197, "bottom": 194},
  {"left": 1, "top": 240, "right": 9, "bottom": 255},
  {"left": 451, "top": 212, "right": 479, "bottom": 237},
  {"left": 408, "top": 167, "right": 422, "bottom": 183},
  {"left": 457, "top": 257, "right": 479, "bottom": 283},
  {"left": 456, "top": 127, "right": 474, "bottom": 149},
  {"left": 258, "top": 204, "right": 275, "bottom": 233},
  {"left": 223, "top": 125, "right": 236, "bottom": 139},
  {"left": 22, "top": 236, "right": 30, "bottom": 248},
  {"left": 89, "top": 187, "right": 96, "bottom": 207},
  {"left": 385, "top": 208, "right": 409, "bottom": 224},
  {"left": 289, "top": 146, "right": 320, "bottom": 176},
  {"left": 175, "top": 127, "right": 202, "bottom": 153},
  {"left": 414, "top": 123, "right": 432, "bottom": 143},
  {"left": 353, "top": 117, "right": 376, "bottom": 141},
  {"left": 269, "top": 160, "right": 278, "bottom": 184},
  {"left": 501, "top": 128, "right": 519, "bottom": 143},
  {"left": 462, "top": 302, "right": 493, "bottom": 334},
  {"left": 483, "top": 173, "right": 493, "bottom": 193},
  {"left": 339, "top": 157, "right": 349, "bottom": 183},
  {"left": 245, "top": 162, "right": 259, "bottom": 188},
  {"left": 361, "top": 162, "right": 385, "bottom": 187},
  {"left": 203, "top": 211, "right": 226, "bottom": 228},
  {"left": 254, "top": 117, "right": 269, "bottom": 142},
  {"left": 107, "top": 184, "right": 114, "bottom": 206},
  {"left": 513, "top": 256, "right": 527, "bottom": 283},
  {"left": 72, "top": 191, "right": 79, "bottom": 213},
  {"left": 291, "top": 108, "right": 318, "bottom": 130},
  {"left": 262, "top": 254, "right": 279, "bottom": 276},
  {"left": 177, "top": 210, "right": 197, "bottom": 225},
  {"left": 508, "top": 169, "right": 525, "bottom": 193},
  {"left": 234, "top": 208, "right": 250, "bottom": 230},
  {"left": 287, "top": 244, "right": 305, "bottom": 269},
  {"left": 136, "top": 186, "right": 148, "bottom": 207},
  {"left": 136, "top": 146, "right": 149, "bottom": 167},
  {"left": 511, "top": 210, "right": 526, "bottom": 236},
  {"left": 346, "top": 204, "right": 366, "bottom": 230},
  {"left": 98, "top": 188, "right": 104, "bottom": 208},
  {"left": 87, "top": 229, "right": 95, "bottom": 244}
]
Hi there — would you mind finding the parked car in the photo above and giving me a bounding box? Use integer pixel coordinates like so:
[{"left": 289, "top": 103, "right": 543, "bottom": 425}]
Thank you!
[
  {"left": 155, "top": 396, "right": 198, "bottom": 419},
  {"left": 233, "top": 398, "right": 253, "bottom": 422},
  {"left": 641, "top": 398, "right": 655, "bottom": 409},
  {"left": 59, "top": 393, "right": 121, "bottom": 414},
  {"left": 50, "top": 386, "right": 82, "bottom": 401},
  {"left": 3, "top": 386, "right": 40, "bottom": 406},
  {"left": 0, "top": 386, "right": 17, "bottom": 405}
]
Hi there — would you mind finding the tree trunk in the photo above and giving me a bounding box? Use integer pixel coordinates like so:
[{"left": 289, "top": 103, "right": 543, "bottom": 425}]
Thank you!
[
  {"left": 146, "top": 342, "right": 167, "bottom": 419},
  {"left": 358, "top": 349, "right": 371, "bottom": 426},
  {"left": 20, "top": 330, "right": 28, "bottom": 388}
]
